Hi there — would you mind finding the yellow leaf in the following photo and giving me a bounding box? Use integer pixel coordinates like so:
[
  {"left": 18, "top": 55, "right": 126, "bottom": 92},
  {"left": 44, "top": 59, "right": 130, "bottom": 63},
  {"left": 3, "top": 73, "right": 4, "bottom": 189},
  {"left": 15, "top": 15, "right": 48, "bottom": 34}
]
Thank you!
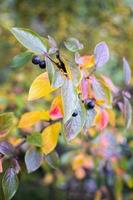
[
  {"left": 18, "top": 111, "right": 49, "bottom": 128},
  {"left": 42, "top": 122, "right": 61, "bottom": 155},
  {"left": 28, "top": 72, "right": 56, "bottom": 101},
  {"left": 107, "top": 109, "right": 115, "bottom": 127}
]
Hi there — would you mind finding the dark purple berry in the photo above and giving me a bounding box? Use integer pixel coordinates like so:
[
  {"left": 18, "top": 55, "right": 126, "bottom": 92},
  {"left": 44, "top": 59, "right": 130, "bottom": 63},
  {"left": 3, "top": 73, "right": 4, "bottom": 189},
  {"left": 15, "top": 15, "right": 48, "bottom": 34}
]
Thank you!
[
  {"left": 72, "top": 112, "right": 78, "bottom": 117},
  {"left": 39, "top": 60, "right": 46, "bottom": 69},
  {"left": 32, "top": 55, "right": 41, "bottom": 65},
  {"left": 85, "top": 99, "right": 95, "bottom": 110}
]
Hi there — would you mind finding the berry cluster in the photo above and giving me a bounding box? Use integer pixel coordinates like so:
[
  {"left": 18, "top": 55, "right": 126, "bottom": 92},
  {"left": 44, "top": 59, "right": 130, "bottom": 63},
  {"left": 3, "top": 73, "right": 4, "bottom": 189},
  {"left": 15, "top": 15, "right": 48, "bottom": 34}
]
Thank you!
[{"left": 32, "top": 55, "right": 46, "bottom": 69}]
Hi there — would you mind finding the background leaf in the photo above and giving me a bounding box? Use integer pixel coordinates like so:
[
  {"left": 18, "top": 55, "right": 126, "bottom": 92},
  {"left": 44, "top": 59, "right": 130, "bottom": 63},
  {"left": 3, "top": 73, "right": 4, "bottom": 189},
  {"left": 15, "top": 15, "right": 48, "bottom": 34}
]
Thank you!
[
  {"left": 123, "top": 57, "right": 131, "bottom": 85},
  {"left": 11, "top": 27, "right": 47, "bottom": 54},
  {"left": 45, "top": 151, "right": 60, "bottom": 169},
  {"left": 0, "top": 112, "right": 15, "bottom": 138},
  {"left": 124, "top": 97, "right": 132, "bottom": 129},
  {"left": 11, "top": 51, "right": 33, "bottom": 68},
  {"left": 2, "top": 168, "right": 19, "bottom": 200},
  {"left": 94, "top": 41, "right": 109, "bottom": 68},
  {"left": 64, "top": 37, "right": 83, "bottom": 52},
  {"left": 25, "top": 148, "right": 42, "bottom": 173}
]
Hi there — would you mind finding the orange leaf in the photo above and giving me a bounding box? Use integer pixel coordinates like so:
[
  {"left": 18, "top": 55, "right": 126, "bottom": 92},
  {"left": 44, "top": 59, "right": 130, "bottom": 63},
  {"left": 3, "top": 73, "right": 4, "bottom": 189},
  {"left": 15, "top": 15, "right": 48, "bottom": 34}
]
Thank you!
[
  {"left": 79, "top": 55, "right": 94, "bottom": 69},
  {"left": 28, "top": 72, "right": 56, "bottom": 101},
  {"left": 41, "top": 122, "right": 61, "bottom": 155},
  {"left": 18, "top": 111, "right": 49, "bottom": 128},
  {"left": 95, "top": 109, "right": 109, "bottom": 131},
  {"left": 49, "top": 96, "right": 63, "bottom": 120}
]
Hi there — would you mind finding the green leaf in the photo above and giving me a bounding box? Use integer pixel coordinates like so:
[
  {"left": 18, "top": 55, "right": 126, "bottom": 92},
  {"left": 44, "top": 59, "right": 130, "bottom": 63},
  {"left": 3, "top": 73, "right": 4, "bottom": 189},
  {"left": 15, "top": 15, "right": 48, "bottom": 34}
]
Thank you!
[
  {"left": 27, "top": 132, "right": 42, "bottom": 147},
  {"left": 124, "top": 97, "right": 132, "bottom": 129},
  {"left": 61, "top": 79, "right": 78, "bottom": 123},
  {"left": 25, "top": 148, "right": 42, "bottom": 173},
  {"left": 64, "top": 100, "right": 86, "bottom": 141},
  {"left": 11, "top": 51, "right": 33, "bottom": 68},
  {"left": 2, "top": 168, "right": 19, "bottom": 200},
  {"left": 52, "top": 69, "right": 65, "bottom": 88},
  {"left": 11, "top": 27, "right": 47, "bottom": 54},
  {"left": 70, "top": 65, "right": 82, "bottom": 86},
  {"left": 64, "top": 37, "right": 83, "bottom": 52},
  {"left": 45, "top": 151, "right": 60, "bottom": 169},
  {"left": 0, "top": 112, "right": 15, "bottom": 138},
  {"left": 45, "top": 57, "right": 55, "bottom": 84}
]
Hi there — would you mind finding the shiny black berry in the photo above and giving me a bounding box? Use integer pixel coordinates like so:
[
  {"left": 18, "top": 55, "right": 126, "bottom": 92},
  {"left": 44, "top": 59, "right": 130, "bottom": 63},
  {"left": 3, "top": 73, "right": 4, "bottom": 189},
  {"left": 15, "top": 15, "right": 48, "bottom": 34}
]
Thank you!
[
  {"left": 85, "top": 100, "right": 95, "bottom": 110},
  {"left": 72, "top": 112, "right": 78, "bottom": 117},
  {"left": 39, "top": 60, "right": 46, "bottom": 69},
  {"left": 32, "top": 55, "right": 41, "bottom": 65}
]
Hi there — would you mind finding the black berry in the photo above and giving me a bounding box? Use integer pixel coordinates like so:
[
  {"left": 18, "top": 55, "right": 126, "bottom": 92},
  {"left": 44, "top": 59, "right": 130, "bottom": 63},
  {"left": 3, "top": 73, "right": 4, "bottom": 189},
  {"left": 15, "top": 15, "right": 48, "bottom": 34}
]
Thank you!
[
  {"left": 32, "top": 55, "right": 41, "bottom": 65},
  {"left": 72, "top": 112, "right": 78, "bottom": 117},
  {"left": 85, "top": 99, "right": 95, "bottom": 110},
  {"left": 39, "top": 60, "right": 46, "bottom": 69}
]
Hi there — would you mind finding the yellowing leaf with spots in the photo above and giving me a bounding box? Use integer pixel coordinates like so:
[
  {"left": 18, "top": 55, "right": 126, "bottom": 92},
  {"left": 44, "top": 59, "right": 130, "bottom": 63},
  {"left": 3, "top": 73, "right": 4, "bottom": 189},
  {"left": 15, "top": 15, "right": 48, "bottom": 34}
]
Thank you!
[
  {"left": 49, "top": 96, "right": 63, "bottom": 120},
  {"left": 42, "top": 122, "right": 61, "bottom": 155},
  {"left": 28, "top": 72, "right": 56, "bottom": 101},
  {"left": 18, "top": 111, "right": 49, "bottom": 128}
]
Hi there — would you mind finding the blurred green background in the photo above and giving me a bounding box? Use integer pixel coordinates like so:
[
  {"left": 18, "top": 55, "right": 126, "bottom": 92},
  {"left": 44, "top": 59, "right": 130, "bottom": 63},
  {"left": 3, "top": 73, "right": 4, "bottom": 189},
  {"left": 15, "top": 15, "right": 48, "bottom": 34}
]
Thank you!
[{"left": 0, "top": 0, "right": 133, "bottom": 199}]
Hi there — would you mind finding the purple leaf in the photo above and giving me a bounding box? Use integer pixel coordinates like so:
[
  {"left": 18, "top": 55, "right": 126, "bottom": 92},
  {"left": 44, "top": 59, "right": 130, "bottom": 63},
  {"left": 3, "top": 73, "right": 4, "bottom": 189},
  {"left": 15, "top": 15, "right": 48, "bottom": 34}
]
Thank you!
[
  {"left": 2, "top": 168, "right": 19, "bottom": 200},
  {"left": 124, "top": 97, "right": 132, "bottom": 129},
  {"left": 123, "top": 57, "right": 131, "bottom": 85},
  {"left": 0, "top": 141, "right": 14, "bottom": 156},
  {"left": 94, "top": 41, "right": 109, "bottom": 68},
  {"left": 25, "top": 148, "right": 42, "bottom": 173},
  {"left": 12, "top": 159, "right": 20, "bottom": 174}
]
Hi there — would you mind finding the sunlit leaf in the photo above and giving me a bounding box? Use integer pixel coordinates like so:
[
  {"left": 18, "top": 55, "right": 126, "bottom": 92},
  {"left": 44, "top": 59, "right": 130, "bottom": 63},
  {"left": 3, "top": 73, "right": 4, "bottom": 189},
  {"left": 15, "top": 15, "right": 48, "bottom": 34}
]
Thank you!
[
  {"left": 45, "top": 151, "right": 60, "bottom": 169},
  {"left": 11, "top": 51, "right": 33, "bottom": 68},
  {"left": 27, "top": 132, "right": 42, "bottom": 147},
  {"left": 52, "top": 69, "right": 65, "bottom": 88},
  {"left": 11, "top": 27, "right": 47, "bottom": 54},
  {"left": 94, "top": 41, "right": 109, "bottom": 68},
  {"left": 49, "top": 96, "right": 63, "bottom": 120},
  {"left": 123, "top": 57, "right": 131, "bottom": 85},
  {"left": 28, "top": 72, "right": 56, "bottom": 101},
  {"left": 42, "top": 122, "right": 61, "bottom": 155},
  {"left": 61, "top": 79, "right": 78, "bottom": 123},
  {"left": 25, "top": 148, "right": 42, "bottom": 173},
  {"left": 124, "top": 97, "right": 132, "bottom": 129},
  {"left": 18, "top": 110, "right": 49, "bottom": 128},
  {"left": 64, "top": 37, "right": 83, "bottom": 52},
  {"left": 0, "top": 112, "right": 15, "bottom": 138},
  {"left": 65, "top": 100, "right": 86, "bottom": 141},
  {"left": 2, "top": 168, "right": 19, "bottom": 200},
  {"left": 70, "top": 65, "right": 82, "bottom": 86}
]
